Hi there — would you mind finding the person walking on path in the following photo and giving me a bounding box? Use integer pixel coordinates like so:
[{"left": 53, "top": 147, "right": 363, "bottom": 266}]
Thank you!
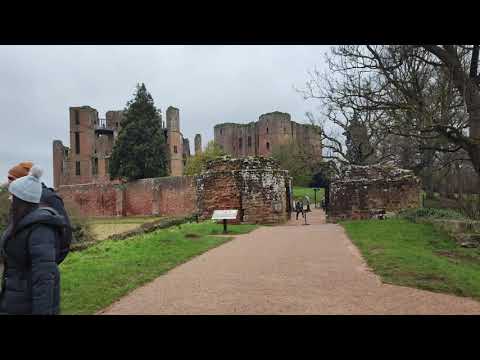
[
  {"left": 0, "top": 166, "right": 67, "bottom": 315},
  {"left": 304, "top": 195, "right": 311, "bottom": 213},
  {"left": 295, "top": 200, "right": 304, "bottom": 220}
]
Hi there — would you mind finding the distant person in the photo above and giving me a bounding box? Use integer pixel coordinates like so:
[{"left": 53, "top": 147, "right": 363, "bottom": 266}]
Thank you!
[
  {"left": 6, "top": 161, "right": 72, "bottom": 264},
  {"left": 304, "top": 195, "right": 311, "bottom": 212},
  {"left": 295, "top": 200, "right": 304, "bottom": 220},
  {"left": 0, "top": 165, "right": 67, "bottom": 314}
]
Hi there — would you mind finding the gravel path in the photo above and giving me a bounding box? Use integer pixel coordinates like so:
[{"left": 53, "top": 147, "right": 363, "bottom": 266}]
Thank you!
[{"left": 99, "top": 209, "right": 480, "bottom": 315}]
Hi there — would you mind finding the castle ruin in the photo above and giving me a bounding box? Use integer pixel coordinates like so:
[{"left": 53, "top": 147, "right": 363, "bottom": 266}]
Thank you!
[
  {"left": 327, "top": 163, "right": 421, "bottom": 222},
  {"left": 194, "top": 134, "right": 202, "bottom": 155},
  {"left": 52, "top": 105, "right": 190, "bottom": 188},
  {"left": 214, "top": 111, "right": 322, "bottom": 160}
]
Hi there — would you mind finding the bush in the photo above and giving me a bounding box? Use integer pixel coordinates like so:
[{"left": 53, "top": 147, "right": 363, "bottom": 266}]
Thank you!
[
  {"left": 65, "top": 205, "right": 95, "bottom": 244},
  {"left": 398, "top": 207, "right": 467, "bottom": 222},
  {"left": 458, "top": 195, "right": 480, "bottom": 220}
]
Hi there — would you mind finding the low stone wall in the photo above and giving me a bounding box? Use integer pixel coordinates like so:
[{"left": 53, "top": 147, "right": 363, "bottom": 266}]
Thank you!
[
  {"left": 196, "top": 156, "right": 292, "bottom": 224},
  {"left": 58, "top": 176, "right": 197, "bottom": 218},
  {"left": 327, "top": 163, "right": 421, "bottom": 222},
  {"left": 59, "top": 182, "right": 120, "bottom": 217}
]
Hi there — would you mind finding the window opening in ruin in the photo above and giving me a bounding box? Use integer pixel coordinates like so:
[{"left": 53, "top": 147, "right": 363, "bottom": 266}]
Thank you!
[
  {"left": 174, "top": 145, "right": 178, "bottom": 153},
  {"left": 248, "top": 136, "right": 252, "bottom": 147},
  {"left": 220, "top": 129, "right": 223, "bottom": 135},
  {"left": 75, "top": 110, "right": 79, "bottom": 125},
  {"left": 266, "top": 142, "right": 270, "bottom": 150},
  {"left": 75, "top": 161, "right": 81, "bottom": 176},
  {"left": 266, "top": 127, "right": 269, "bottom": 134},
  {"left": 239, "top": 138, "right": 242, "bottom": 149},
  {"left": 75, "top": 132, "right": 80, "bottom": 154}
]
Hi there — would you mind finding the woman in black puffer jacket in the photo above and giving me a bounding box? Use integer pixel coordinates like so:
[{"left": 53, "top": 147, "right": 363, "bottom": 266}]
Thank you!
[{"left": 0, "top": 166, "right": 66, "bottom": 315}]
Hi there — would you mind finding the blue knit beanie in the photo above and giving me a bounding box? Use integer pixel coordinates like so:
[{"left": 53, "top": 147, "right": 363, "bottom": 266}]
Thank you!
[{"left": 8, "top": 165, "right": 43, "bottom": 204}]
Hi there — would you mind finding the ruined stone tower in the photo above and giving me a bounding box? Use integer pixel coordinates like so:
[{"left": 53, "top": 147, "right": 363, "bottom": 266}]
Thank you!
[
  {"left": 194, "top": 134, "right": 202, "bottom": 155},
  {"left": 166, "top": 106, "right": 184, "bottom": 177},
  {"left": 53, "top": 106, "right": 121, "bottom": 188},
  {"left": 183, "top": 138, "right": 191, "bottom": 167},
  {"left": 214, "top": 111, "right": 323, "bottom": 160}
]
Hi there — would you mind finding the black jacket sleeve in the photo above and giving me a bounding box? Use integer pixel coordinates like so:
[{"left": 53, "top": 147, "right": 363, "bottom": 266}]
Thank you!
[{"left": 28, "top": 225, "right": 59, "bottom": 315}]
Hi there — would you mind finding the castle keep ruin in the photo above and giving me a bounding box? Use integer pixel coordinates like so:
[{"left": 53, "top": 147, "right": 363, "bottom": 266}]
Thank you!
[
  {"left": 327, "top": 163, "right": 421, "bottom": 222},
  {"left": 196, "top": 157, "right": 292, "bottom": 224},
  {"left": 214, "top": 111, "right": 322, "bottom": 160},
  {"left": 53, "top": 105, "right": 190, "bottom": 188}
]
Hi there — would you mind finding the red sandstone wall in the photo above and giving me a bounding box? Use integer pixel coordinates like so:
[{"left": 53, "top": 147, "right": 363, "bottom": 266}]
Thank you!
[
  {"left": 196, "top": 157, "right": 291, "bottom": 224},
  {"left": 197, "top": 172, "right": 242, "bottom": 222},
  {"left": 155, "top": 177, "right": 197, "bottom": 217},
  {"left": 328, "top": 179, "right": 421, "bottom": 221},
  {"left": 124, "top": 180, "right": 155, "bottom": 216},
  {"left": 59, "top": 182, "right": 118, "bottom": 217},
  {"left": 58, "top": 176, "right": 197, "bottom": 218}
]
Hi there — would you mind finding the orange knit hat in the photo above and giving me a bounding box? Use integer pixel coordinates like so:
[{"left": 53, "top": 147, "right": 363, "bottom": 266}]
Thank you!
[{"left": 8, "top": 161, "right": 34, "bottom": 181}]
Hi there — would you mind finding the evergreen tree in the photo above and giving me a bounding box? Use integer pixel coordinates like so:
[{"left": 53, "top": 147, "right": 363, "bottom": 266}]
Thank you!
[{"left": 109, "top": 83, "right": 169, "bottom": 181}]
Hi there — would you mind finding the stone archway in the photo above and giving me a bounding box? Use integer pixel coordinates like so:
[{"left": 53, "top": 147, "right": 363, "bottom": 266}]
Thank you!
[{"left": 310, "top": 170, "right": 331, "bottom": 210}]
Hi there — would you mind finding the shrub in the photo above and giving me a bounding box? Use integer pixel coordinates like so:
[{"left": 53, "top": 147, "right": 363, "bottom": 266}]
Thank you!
[
  {"left": 458, "top": 195, "right": 480, "bottom": 220},
  {"left": 398, "top": 207, "right": 467, "bottom": 222},
  {"left": 65, "top": 205, "right": 95, "bottom": 244}
]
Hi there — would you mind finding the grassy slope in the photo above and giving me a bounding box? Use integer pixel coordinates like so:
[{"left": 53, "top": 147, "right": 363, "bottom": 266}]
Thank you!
[
  {"left": 292, "top": 187, "right": 324, "bottom": 201},
  {"left": 342, "top": 219, "right": 480, "bottom": 300},
  {"left": 60, "top": 221, "right": 258, "bottom": 315}
]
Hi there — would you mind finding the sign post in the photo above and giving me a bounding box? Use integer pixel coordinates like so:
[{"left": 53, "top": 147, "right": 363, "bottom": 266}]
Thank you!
[{"left": 212, "top": 210, "right": 239, "bottom": 234}]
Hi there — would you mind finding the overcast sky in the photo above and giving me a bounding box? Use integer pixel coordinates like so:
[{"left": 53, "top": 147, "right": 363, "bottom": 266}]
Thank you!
[{"left": 0, "top": 45, "right": 329, "bottom": 186}]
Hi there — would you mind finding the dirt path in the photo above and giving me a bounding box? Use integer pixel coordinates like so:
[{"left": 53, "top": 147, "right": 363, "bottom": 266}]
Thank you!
[{"left": 99, "top": 209, "right": 480, "bottom": 315}]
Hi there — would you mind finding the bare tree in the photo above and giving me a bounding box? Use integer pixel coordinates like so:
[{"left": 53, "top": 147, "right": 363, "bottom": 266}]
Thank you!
[
  {"left": 300, "top": 45, "right": 479, "bottom": 196},
  {"left": 419, "top": 45, "right": 480, "bottom": 176}
]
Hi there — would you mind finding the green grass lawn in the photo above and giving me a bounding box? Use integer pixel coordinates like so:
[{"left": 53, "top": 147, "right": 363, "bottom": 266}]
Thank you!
[
  {"left": 342, "top": 219, "right": 480, "bottom": 300},
  {"left": 292, "top": 186, "right": 324, "bottom": 201},
  {"left": 60, "top": 221, "right": 258, "bottom": 315}
]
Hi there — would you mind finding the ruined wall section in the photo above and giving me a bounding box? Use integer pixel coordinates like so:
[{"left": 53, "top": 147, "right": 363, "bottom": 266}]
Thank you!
[
  {"left": 106, "top": 110, "right": 123, "bottom": 139},
  {"left": 196, "top": 157, "right": 291, "bottom": 224},
  {"left": 59, "top": 182, "right": 120, "bottom": 217},
  {"left": 292, "top": 122, "right": 323, "bottom": 160},
  {"left": 183, "top": 138, "right": 191, "bottom": 167},
  {"left": 166, "top": 106, "right": 184, "bottom": 176},
  {"left": 327, "top": 163, "right": 421, "bottom": 222},
  {"left": 62, "top": 106, "right": 98, "bottom": 185},
  {"left": 256, "top": 112, "right": 292, "bottom": 156},
  {"left": 214, "top": 111, "right": 322, "bottom": 161},
  {"left": 52, "top": 140, "right": 67, "bottom": 189},
  {"left": 58, "top": 176, "right": 197, "bottom": 218},
  {"left": 214, "top": 122, "right": 257, "bottom": 157},
  {"left": 194, "top": 134, "right": 202, "bottom": 155}
]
